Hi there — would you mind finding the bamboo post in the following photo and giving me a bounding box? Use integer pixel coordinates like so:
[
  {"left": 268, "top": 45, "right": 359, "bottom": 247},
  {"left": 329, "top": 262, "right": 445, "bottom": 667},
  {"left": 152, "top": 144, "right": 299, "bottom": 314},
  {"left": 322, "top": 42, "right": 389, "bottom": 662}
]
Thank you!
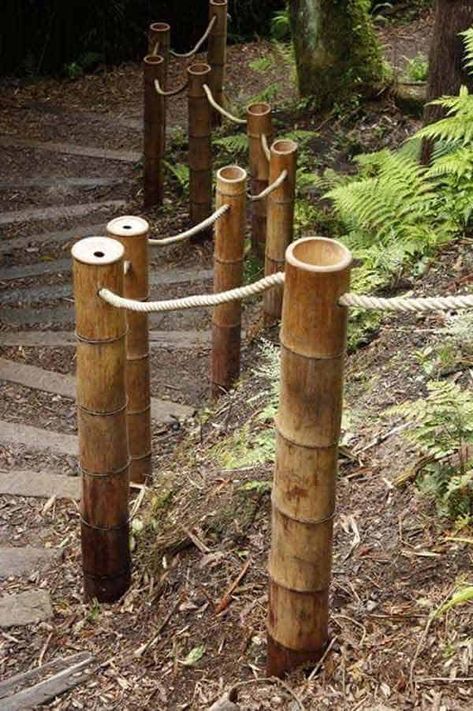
[
  {"left": 263, "top": 139, "right": 298, "bottom": 325},
  {"left": 147, "top": 23, "right": 170, "bottom": 167},
  {"left": 267, "top": 236, "right": 352, "bottom": 677},
  {"left": 211, "top": 165, "right": 247, "bottom": 397},
  {"left": 107, "top": 216, "right": 151, "bottom": 486},
  {"left": 188, "top": 62, "right": 213, "bottom": 237},
  {"left": 143, "top": 54, "right": 165, "bottom": 209},
  {"left": 207, "top": 0, "right": 228, "bottom": 126},
  {"left": 247, "top": 102, "right": 273, "bottom": 258},
  {"left": 72, "top": 236, "right": 131, "bottom": 603}
]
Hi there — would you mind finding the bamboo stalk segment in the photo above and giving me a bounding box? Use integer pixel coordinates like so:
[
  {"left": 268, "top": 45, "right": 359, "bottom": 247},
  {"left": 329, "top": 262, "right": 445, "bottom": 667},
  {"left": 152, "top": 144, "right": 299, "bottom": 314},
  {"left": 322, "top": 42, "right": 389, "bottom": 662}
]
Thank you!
[
  {"left": 247, "top": 102, "right": 273, "bottom": 257},
  {"left": 188, "top": 62, "right": 213, "bottom": 236},
  {"left": 107, "top": 216, "right": 151, "bottom": 486},
  {"left": 267, "top": 236, "right": 352, "bottom": 677},
  {"left": 263, "top": 139, "right": 298, "bottom": 325},
  {"left": 147, "top": 23, "right": 170, "bottom": 167},
  {"left": 207, "top": 0, "right": 228, "bottom": 126},
  {"left": 143, "top": 54, "right": 165, "bottom": 209},
  {"left": 72, "top": 236, "right": 131, "bottom": 603},
  {"left": 211, "top": 165, "right": 247, "bottom": 397}
]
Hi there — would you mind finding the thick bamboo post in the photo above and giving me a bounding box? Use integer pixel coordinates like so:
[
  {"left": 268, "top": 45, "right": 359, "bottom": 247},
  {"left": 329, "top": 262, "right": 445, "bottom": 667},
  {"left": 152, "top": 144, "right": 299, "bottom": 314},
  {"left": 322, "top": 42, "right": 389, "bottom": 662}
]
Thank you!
[
  {"left": 107, "top": 216, "right": 151, "bottom": 486},
  {"left": 267, "top": 236, "right": 352, "bottom": 677},
  {"left": 72, "top": 236, "right": 131, "bottom": 603},
  {"left": 211, "top": 165, "right": 247, "bottom": 397},
  {"left": 143, "top": 54, "right": 165, "bottom": 209},
  {"left": 188, "top": 62, "right": 212, "bottom": 236},
  {"left": 207, "top": 0, "right": 228, "bottom": 126},
  {"left": 247, "top": 102, "right": 273, "bottom": 258},
  {"left": 263, "top": 139, "right": 298, "bottom": 325},
  {"left": 147, "top": 23, "right": 170, "bottom": 166}
]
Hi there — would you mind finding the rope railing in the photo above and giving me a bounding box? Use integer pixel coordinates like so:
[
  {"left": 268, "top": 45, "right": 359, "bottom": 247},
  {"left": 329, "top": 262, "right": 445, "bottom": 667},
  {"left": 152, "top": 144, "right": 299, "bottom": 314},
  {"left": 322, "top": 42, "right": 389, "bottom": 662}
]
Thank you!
[
  {"left": 202, "top": 84, "right": 246, "bottom": 125},
  {"left": 249, "top": 170, "right": 287, "bottom": 201},
  {"left": 170, "top": 16, "right": 216, "bottom": 58},
  {"left": 261, "top": 133, "right": 271, "bottom": 162},
  {"left": 339, "top": 292, "right": 473, "bottom": 312},
  {"left": 99, "top": 272, "right": 285, "bottom": 312},
  {"left": 154, "top": 78, "right": 188, "bottom": 97},
  {"left": 148, "top": 205, "right": 229, "bottom": 246}
]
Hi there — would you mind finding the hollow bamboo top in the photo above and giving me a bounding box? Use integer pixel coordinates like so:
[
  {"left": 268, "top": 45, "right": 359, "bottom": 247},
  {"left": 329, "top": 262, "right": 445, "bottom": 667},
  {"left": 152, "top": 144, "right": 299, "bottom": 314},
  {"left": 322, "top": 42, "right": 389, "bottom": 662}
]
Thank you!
[
  {"left": 286, "top": 237, "right": 352, "bottom": 274},
  {"left": 143, "top": 54, "right": 164, "bottom": 67},
  {"left": 217, "top": 165, "right": 247, "bottom": 196},
  {"left": 149, "top": 22, "right": 170, "bottom": 33},
  {"left": 247, "top": 102, "right": 271, "bottom": 117},
  {"left": 271, "top": 138, "right": 298, "bottom": 157},
  {"left": 187, "top": 62, "right": 211, "bottom": 77},
  {"left": 210, "top": 0, "right": 227, "bottom": 7},
  {"left": 107, "top": 216, "right": 149, "bottom": 238},
  {"left": 72, "top": 237, "right": 124, "bottom": 266}
]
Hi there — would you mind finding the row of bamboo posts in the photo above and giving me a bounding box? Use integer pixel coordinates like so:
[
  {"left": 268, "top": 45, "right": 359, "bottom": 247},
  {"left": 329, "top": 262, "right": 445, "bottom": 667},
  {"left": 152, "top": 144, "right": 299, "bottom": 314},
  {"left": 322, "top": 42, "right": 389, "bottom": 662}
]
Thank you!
[{"left": 72, "top": 229, "right": 351, "bottom": 676}]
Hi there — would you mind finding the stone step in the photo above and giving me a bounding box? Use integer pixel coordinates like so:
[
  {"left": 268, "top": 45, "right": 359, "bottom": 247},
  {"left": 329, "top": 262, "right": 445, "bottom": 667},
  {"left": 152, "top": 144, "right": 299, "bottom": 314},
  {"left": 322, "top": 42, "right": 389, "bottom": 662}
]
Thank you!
[
  {"left": 0, "top": 222, "right": 106, "bottom": 255},
  {"left": 0, "top": 176, "right": 124, "bottom": 190},
  {"left": 0, "top": 330, "right": 210, "bottom": 349},
  {"left": 0, "top": 546, "right": 62, "bottom": 579},
  {"left": 0, "top": 590, "right": 53, "bottom": 628},
  {"left": 0, "top": 135, "right": 141, "bottom": 163},
  {"left": 0, "top": 357, "right": 194, "bottom": 422},
  {"left": 0, "top": 469, "right": 80, "bottom": 499},
  {"left": 0, "top": 421, "right": 78, "bottom": 456},
  {"left": 0, "top": 199, "right": 126, "bottom": 226}
]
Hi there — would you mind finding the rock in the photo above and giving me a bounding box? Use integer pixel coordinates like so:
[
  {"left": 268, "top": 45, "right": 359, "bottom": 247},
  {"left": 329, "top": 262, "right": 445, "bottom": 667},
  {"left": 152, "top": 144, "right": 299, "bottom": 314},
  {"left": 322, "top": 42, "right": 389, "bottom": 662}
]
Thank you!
[
  {"left": 0, "top": 590, "right": 53, "bottom": 628},
  {"left": 0, "top": 546, "right": 62, "bottom": 579},
  {"left": 393, "top": 82, "right": 426, "bottom": 117}
]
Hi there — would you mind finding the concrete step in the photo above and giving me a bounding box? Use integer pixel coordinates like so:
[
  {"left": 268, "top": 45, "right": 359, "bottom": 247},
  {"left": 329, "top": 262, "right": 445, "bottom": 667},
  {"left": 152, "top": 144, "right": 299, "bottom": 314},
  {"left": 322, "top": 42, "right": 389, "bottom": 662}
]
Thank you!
[
  {"left": 0, "top": 330, "right": 210, "bottom": 349},
  {"left": 0, "top": 546, "right": 62, "bottom": 579},
  {"left": 0, "top": 469, "right": 80, "bottom": 499}
]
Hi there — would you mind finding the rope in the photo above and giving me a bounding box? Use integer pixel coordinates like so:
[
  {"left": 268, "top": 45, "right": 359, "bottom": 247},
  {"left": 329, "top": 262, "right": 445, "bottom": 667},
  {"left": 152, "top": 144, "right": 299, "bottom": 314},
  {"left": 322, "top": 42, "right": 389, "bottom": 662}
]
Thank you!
[
  {"left": 203, "top": 84, "right": 246, "bottom": 125},
  {"left": 249, "top": 170, "right": 287, "bottom": 201},
  {"left": 170, "top": 16, "right": 216, "bottom": 58},
  {"left": 339, "top": 293, "right": 473, "bottom": 312},
  {"left": 261, "top": 133, "right": 270, "bottom": 161},
  {"left": 148, "top": 205, "right": 229, "bottom": 246},
  {"left": 154, "top": 78, "right": 188, "bottom": 97},
  {"left": 99, "top": 273, "right": 285, "bottom": 313}
]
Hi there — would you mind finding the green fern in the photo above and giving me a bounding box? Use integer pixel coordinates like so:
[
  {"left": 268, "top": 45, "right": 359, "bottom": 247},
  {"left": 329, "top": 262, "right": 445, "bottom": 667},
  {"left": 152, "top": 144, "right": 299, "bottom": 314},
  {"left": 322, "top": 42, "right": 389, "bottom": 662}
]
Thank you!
[
  {"left": 213, "top": 133, "right": 248, "bottom": 159},
  {"left": 163, "top": 161, "right": 189, "bottom": 192}
]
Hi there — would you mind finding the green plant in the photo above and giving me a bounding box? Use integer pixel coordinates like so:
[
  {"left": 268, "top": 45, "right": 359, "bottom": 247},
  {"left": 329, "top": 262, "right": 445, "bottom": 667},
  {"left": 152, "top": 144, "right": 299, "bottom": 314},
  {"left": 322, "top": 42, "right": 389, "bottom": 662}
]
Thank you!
[
  {"left": 270, "top": 7, "right": 291, "bottom": 41},
  {"left": 393, "top": 380, "right": 473, "bottom": 521},
  {"left": 213, "top": 134, "right": 249, "bottom": 161},
  {"left": 249, "top": 56, "right": 274, "bottom": 73},
  {"left": 163, "top": 162, "right": 189, "bottom": 193},
  {"left": 403, "top": 53, "right": 428, "bottom": 83}
]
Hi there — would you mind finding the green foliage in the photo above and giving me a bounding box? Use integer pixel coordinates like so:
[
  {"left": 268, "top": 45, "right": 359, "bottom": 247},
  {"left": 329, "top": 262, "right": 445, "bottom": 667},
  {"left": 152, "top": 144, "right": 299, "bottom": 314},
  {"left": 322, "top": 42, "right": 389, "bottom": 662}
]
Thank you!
[
  {"left": 213, "top": 134, "right": 249, "bottom": 160},
  {"left": 249, "top": 56, "right": 274, "bottom": 73},
  {"left": 403, "top": 53, "right": 428, "bottom": 83},
  {"left": 270, "top": 7, "right": 291, "bottom": 41},
  {"left": 416, "top": 313, "right": 473, "bottom": 377},
  {"left": 394, "top": 381, "right": 473, "bottom": 521},
  {"left": 163, "top": 162, "right": 189, "bottom": 193},
  {"left": 436, "top": 585, "right": 473, "bottom": 616}
]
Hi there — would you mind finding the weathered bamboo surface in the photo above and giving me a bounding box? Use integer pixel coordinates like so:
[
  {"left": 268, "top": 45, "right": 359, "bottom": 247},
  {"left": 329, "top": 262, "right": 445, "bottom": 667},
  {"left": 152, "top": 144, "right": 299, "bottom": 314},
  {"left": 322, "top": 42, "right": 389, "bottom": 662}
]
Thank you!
[
  {"left": 107, "top": 216, "right": 151, "bottom": 485},
  {"left": 267, "top": 237, "right": 352, "bottom": 676},
  {"left": 264, "top": 139, "right": 298, "bottom": 324},
  {"left": 208, "top": 0, "right": 228, "bottom": 125},
  {"left": 247, "top": 102, "right": 273, "bottom": 257},
  {"left": 211, "top": 166, "right": 247, "bottom": 397},
  {"left": 72, "top": 236, "right": 131, "bottom": 603},
  {"left": 188, "top": 62, "right": 213, "bottom": 234},
  {"left": 143, "top": 54, "right": 165, "bottom": 208},
  {"left": 147, "top": 23, "right": 170, "bottom": 162}
]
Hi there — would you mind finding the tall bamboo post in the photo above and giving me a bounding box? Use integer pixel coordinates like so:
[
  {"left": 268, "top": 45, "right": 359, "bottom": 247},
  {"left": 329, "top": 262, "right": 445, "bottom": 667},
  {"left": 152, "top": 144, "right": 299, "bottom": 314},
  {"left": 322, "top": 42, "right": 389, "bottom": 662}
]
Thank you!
[
  {"left": 247, "top": 102, "right": 273, "bottom": 258},
  {"left": 207, "top": 0, "right": 228, "bottom": 126},
  {"left": 267, "top": 237, "right": 352, "bottom": 677},
  {"left": 72, "top": 236, "right": 131, "bottom": 603},
  {"left": 143, "top": 54, "right": 165, "bottom": 209},
  {"left": 211, "top": 165, "right": 247, "bottom": 397},
  {"left": 188, "top": 62, "right": 213, "bottom": 237},
  {"left": 147, "top": 23, "right": 171, "bottom": 167},
  {"left": 263, "top": 139, "right": 298, "bottom": 325},
  {"left": 107, "top": 216, "right": 151, "bottom": 486}
]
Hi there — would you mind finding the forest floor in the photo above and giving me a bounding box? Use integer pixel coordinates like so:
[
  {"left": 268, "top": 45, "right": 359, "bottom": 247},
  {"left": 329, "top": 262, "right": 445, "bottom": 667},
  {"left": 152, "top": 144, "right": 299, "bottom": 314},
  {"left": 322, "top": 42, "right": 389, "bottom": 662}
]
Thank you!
[{"left": 1, "top": 5, "right": 473, "bottom": 710}]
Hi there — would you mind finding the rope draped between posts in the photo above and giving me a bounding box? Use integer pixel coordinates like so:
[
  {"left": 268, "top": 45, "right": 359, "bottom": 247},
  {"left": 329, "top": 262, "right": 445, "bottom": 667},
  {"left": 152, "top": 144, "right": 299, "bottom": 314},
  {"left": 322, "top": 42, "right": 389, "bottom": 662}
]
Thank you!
[
  {"left": 155, "top": 78, "right": 188, "bottom": 97},
  {"left": 339, "top": 293, "right": 473, "bottom": 312},
  {"left": 202, "top": 84, "right": 247, "bottom": 125},
  {"left": 99, "top": 272, "right": 285, "bottom": 312},
  {"left": 170, "top": 16, "right": 217, "bottom": 58},
  {"left": 148, "top": 204, "right": 229, "bottom": 246},
  {"left": 261, "top": 133, "right": 271, "bottom": 162},
  {"left": 249, "top": 170, "right": 287, "bottom": 201}
]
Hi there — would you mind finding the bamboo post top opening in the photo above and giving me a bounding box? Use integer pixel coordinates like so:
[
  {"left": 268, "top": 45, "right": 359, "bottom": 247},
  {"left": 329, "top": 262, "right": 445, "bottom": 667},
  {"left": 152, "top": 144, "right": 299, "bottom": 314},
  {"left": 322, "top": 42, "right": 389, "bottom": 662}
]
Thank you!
[
  {"left": 149, "top": 21, "right": 170, "bottom": 32},
  {"left": 286, "top": 237, "right": 352, "bottom": 274},
  {"left": 71, "top": 237, "right": 124, "bottom": 266},
  {"left": 217, "top": 165, "right": 247, "bottom": 184},
  {"left": 271, "top": 138, "right": 298, "bottom": 156},
  {"left": 107, "top": 216, "right": 149, "bottom": 238},
  {"left": 188, "top": 62, "right": 212, "bottom": 76},
  {"left": 247, "top": 101, "right": 271, "bottom": 117},
  {"left": 143, "top": 54, "right": 164, "bottom": 66},
  {"left": 210, "top": 0, "right": 227, "bottom": 7}
]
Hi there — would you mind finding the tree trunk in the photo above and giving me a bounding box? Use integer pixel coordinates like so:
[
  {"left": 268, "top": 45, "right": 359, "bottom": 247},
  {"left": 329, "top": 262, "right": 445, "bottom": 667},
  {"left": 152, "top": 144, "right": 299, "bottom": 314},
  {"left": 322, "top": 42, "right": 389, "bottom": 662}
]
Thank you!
[
  {"left": 289, "top": 0, "right": 383, "bottom": 106},
  {"left": 422, "top": 0, "right": 473, "bottom": 162}
]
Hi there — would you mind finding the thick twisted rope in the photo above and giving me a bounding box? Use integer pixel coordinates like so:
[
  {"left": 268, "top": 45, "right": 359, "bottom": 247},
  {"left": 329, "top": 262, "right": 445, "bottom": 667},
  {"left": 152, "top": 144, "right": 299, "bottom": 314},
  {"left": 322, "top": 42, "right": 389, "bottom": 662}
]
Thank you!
[
  {"left": 261, "top": 134, "right": 271, "bottom": 161},
  {"left": 249, "top": 170, "right": 287, "bottom": 201},
  {"left": 339, "top": 293, "right": 473, "bottom": 312},
  {"left": 148, "top": 205, "right": 229, "bottom": 246},
  {"left": 155, "top": 78, "right": 188, "bottom": 97},
  {"left": 203, "top": 84, "right": 247, "bottom": 125},
  {"left": 100, "top": 272, "right": 285, "bottom": 312},
  {"left": 170, "top": 16, "right": 216, "bottom": 58}
]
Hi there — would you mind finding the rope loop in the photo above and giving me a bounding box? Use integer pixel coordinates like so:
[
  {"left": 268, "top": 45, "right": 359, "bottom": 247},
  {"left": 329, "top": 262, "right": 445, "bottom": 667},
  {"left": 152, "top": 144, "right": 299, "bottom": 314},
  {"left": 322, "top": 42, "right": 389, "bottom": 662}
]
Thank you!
[
  {"left": 149, "top": 205, "right": 229, "bottom": 246},
  {"left": 203, "top": 84, "right": 247, "bottom": 125},
  {"left": 249, "top": 170, "right": 287, "bottom": 201},
  {"left": 155, "top": 78, "right": 188, "bottom": 97},
  {"left": 99, "top": 272, "right": 285, "bottom": 313},
  {"left": 170, "top": 16, "right": 216, "bottom": 58}
]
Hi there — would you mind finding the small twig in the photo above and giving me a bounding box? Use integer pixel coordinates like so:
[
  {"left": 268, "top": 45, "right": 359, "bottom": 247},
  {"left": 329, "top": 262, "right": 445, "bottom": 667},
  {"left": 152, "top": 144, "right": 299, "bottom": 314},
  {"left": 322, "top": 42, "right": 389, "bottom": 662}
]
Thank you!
[
  {"left": 37, "top": 632, "right": 53, "bottom": 667},
  {"left": 134, "top": 597, "right": 181, "bottom": 657},
  {"left": 215, "top": 559, "right": 251, "bottom": 614},
  {"left": 179, "top": 524, "right": 210, "bottom": 553},
  {"left": 307, "top": 635, "right": 338, "bottom": 681}
]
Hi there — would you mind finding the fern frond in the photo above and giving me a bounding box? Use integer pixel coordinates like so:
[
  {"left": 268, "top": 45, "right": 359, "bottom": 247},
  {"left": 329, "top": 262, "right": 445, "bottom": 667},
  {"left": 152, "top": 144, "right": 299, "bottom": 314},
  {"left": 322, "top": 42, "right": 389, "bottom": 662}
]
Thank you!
[
  {"left": 460, "top": 28, "right": 473, "bottom": 70},
  {"left": 214, "top": 133, "right": 248, "bottom": 158}
]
